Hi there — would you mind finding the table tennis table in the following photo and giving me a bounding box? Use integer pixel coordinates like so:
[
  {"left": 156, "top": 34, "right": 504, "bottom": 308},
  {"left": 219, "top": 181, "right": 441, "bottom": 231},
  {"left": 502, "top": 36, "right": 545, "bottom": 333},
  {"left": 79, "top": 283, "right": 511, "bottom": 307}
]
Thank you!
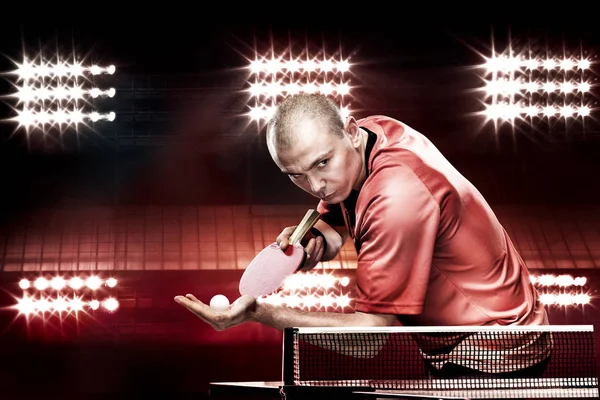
[
  {"left": 209, "top": 380, "right": 599, "bottom": 399},
  {"left": 209, "top": 325, "right": 599, "bottom": 399}
]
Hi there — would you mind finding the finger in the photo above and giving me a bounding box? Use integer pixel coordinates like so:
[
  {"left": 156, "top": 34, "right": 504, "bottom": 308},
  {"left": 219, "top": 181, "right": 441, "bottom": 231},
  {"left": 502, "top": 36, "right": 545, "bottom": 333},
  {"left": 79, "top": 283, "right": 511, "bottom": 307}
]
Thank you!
[
  {"left": 175, "top": 295, "right": 215, "bottom": 322},
  {"left": 278, "top": 237, "right": 289, "bottom": 250},
  {"left": 175, "top": 295, "right": 204, "bottom": 312},
  {"left": 304, "top": 237, "right": 316, "bottom": 255},
  {"left": 185, "top": 293, "right": 200, "bottom": 302},
  {"left": 307, "top": 237, "right": 323, "bottom": 261},
  {"left": 315, "top": 237, "right": 325, "bottom": 260},
  {"left": 277, "top": 226, "right": 296, "bottom": 250},
  {"left": 301, "top": 238, "right": 324, "bottom": 272}
]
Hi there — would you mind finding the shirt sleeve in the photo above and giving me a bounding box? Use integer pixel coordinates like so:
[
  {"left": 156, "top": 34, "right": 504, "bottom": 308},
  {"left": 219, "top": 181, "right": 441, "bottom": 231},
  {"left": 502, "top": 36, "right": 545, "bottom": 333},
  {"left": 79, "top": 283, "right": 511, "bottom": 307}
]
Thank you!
[{"left": 354, "top": 162, "right": 440, "bottom": 316}]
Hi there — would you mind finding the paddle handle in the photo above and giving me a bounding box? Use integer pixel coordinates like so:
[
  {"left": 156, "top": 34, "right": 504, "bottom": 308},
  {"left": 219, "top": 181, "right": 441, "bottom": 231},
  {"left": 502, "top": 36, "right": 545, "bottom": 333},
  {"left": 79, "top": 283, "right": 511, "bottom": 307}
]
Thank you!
[{"left": 288, "top": 209, "right": 321, "bottom": 245}]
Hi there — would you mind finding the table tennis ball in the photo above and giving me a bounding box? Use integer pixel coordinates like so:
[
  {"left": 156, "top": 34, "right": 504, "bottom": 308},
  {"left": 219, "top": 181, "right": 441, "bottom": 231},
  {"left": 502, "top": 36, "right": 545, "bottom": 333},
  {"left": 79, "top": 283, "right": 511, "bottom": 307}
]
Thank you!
[{"left": 210, "top": 294, "right": 230, "bottom": 312}]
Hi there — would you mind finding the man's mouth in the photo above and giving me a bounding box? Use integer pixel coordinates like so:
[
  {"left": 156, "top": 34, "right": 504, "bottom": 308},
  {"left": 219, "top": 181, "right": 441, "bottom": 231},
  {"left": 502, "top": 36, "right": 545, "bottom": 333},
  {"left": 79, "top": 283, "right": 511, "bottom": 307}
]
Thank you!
[{"left": 321, "top": 192, "right": 336, "bottom": 201}]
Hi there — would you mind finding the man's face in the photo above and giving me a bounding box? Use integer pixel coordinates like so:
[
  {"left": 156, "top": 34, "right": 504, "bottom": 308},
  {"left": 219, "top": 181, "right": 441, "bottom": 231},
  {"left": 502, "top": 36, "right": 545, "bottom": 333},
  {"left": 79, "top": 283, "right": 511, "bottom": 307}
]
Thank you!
[{"left": 269, "top": 117, "right": 362, "bottom": 204}]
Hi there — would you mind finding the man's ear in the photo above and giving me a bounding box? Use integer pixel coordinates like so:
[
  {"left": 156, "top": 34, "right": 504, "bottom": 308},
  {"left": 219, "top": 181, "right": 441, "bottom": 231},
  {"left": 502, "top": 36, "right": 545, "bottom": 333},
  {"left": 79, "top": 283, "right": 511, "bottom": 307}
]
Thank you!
[{"left": 344, "top": 116, "right": 361, "bottom": 147}]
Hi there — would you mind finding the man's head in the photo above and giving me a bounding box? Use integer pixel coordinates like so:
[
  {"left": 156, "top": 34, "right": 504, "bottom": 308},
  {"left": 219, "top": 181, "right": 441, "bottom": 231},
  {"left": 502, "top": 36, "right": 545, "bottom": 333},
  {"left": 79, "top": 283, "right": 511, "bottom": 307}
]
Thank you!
[{"left": 266, "top": 93, "right": 366, "bottom": 204}]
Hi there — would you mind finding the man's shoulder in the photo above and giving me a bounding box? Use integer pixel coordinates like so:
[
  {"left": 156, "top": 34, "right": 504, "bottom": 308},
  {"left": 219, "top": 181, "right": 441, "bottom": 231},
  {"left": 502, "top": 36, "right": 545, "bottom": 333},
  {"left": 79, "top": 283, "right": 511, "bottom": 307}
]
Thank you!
[
  {"left": 358, "top": 115, "right": 405, "bottom": 129},
  {"left": 365, "top": 145, "right": 453, "bottom": 204},
  {"left": 364, "top": 153, "right": 431, "bottom": 199}
]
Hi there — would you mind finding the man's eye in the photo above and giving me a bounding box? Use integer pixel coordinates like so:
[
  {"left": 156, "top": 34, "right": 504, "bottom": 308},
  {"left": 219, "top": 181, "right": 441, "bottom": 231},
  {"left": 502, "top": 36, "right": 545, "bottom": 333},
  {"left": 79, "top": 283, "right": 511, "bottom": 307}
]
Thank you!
[{"left": 318, "top": 159, "right": 328, "bottom": 167}]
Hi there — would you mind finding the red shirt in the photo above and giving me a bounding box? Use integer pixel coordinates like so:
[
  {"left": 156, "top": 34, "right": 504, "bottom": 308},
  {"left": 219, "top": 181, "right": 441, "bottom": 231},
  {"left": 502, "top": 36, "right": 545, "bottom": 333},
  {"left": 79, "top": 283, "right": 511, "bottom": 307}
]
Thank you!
[{"left": 318, "top": 116, "right": 548, "bottom": 328}]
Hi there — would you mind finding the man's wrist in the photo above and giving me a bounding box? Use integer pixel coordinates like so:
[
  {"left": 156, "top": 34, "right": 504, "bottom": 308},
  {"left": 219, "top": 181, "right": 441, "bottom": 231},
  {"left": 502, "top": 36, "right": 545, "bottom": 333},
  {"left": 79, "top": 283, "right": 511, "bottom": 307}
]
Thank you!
[{"left": 249, "top": 299, "right": 267, "bottom": 323}]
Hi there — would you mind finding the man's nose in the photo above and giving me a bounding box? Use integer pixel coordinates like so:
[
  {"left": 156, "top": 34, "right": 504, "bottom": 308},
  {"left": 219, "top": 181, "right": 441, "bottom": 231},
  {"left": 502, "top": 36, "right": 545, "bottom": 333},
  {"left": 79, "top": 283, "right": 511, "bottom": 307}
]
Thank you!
[{"left": 307, "top": 175, "right": 326, "bottom": 194}]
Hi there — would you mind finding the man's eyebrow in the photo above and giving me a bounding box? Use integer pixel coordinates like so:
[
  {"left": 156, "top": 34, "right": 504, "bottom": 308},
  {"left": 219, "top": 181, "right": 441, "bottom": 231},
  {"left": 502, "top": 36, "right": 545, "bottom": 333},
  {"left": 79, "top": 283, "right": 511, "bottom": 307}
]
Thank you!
[{"left": 281, "top": 151, "right": 331, "bottom": 175}]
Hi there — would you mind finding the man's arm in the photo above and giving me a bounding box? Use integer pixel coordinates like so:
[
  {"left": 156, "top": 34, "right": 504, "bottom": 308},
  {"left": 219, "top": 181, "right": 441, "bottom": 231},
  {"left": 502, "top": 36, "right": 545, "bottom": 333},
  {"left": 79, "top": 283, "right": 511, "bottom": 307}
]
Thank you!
[
  {"left": 251, "top": 301, "right": 397, "bottom": 331},
  {"left": 175, "top": 294, "right": 398, "bottom": 357},
  {"left": 252, "top": 302, "right": 397, "bottom": 358},
  {"left": 175, "top": 293, "right": 397, "bottom": 332}
]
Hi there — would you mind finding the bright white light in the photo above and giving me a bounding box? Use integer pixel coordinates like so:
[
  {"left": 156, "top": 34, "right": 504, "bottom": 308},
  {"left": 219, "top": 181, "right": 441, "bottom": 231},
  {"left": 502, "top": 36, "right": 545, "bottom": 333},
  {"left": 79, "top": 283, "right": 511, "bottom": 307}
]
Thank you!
[
  {"left": 70, "top": 277, "right": 84, "bottom": 290},
  {"left": 89, "top": 300, "right": 100, "bottom": 310},
  {"left": 531, "top": 274, "right": 588, "bottom": 287},
  {"left": 477, "top": 50, "right": 596, "bottom": 126},
  {"left": 34, "top": 277, "right": 49, "bottom": 291},
  {"left": 50, "top": 277, "right": 66, "bottom": 291},
  {"left": 102, "top": 297, "right": 119, "bottom": 312},
  {"left": 260, "top": 271, "right": 355, "bottom": 312},
  {"left": 13, "top": 294, "right": 117, "bottom": 316},
  {"left": 246, "top": 53, "right": 353, "bottom": 123},
  {"left": 16, "top": 297, "right": 36, "bottom": 315},
  {"left": 539, "top": 293, "right": 591, "bottom": 306},
  {"left": 86, "top": 276, "right": 102, "bottom": 290},
  {"left": 9, "top": 56, "right": 117, "bottom": 133}
]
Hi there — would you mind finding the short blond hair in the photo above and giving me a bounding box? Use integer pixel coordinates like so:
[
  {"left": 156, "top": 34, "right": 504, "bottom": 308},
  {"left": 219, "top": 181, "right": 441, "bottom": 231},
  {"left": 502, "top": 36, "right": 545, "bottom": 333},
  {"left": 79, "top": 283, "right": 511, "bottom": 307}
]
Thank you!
[{"left": 266, "top": 93, "right": 345, "bottom": 151}]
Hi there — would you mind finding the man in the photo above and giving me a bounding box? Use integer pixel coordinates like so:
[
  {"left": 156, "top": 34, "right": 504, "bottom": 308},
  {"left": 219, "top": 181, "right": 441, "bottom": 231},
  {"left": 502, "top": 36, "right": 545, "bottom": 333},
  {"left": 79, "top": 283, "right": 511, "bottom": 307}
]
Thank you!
[{"left": 175, "top": 93, "right": 551, "bottom": 376}]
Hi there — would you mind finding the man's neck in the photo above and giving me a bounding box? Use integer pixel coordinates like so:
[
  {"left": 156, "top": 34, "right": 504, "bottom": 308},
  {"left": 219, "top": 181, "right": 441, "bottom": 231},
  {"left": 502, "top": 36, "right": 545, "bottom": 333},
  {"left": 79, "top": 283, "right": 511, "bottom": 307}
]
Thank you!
[{"left": 352, "top": 128, "right": 370, "bottom": 191}]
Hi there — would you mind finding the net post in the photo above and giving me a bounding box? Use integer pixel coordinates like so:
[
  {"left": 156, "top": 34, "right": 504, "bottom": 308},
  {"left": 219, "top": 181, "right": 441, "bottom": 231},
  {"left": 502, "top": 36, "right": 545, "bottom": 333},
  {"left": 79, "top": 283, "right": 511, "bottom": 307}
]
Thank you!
[{"left": 282, "top": 327, "right": 297, "bottom": 386}]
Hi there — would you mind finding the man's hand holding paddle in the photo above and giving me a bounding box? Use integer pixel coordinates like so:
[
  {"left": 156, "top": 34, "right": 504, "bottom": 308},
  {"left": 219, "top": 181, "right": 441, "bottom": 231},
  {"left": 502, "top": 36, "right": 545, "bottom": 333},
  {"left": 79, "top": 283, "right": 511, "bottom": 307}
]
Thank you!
[{"left": 276, "top": 223, "right": 326, "bottom": 272}]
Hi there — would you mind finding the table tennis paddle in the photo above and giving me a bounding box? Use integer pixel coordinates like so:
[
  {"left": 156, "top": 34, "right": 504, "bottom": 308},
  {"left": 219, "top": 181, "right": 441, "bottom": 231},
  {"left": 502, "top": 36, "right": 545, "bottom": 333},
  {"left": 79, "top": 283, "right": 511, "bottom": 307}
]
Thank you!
[{"left": 239, "top": 209, "right": 321, "bottom": 298}]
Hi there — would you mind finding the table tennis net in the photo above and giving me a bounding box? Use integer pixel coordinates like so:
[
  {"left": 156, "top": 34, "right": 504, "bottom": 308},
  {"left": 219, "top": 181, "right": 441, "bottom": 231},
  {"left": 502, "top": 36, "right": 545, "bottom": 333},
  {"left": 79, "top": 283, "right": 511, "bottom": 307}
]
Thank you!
[{"left": 282, "top": 325, "right": 598, "bottom": 391}]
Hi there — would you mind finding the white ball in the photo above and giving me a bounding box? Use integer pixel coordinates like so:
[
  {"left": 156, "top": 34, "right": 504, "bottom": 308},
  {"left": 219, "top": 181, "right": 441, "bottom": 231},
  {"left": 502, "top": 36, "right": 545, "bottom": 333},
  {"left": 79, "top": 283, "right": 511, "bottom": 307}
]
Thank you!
[{"left": 210, "top": 294, "right": 230, "bottom": 313}]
